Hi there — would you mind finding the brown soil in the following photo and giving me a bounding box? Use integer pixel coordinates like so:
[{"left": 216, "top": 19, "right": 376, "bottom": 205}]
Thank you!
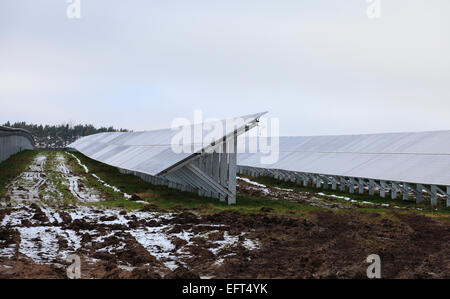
[
  {"left": 165, "top": 266, "right": 200, "bottom": 279},
  {"left": 0, "top": 257, "right": 67, "bottom": 279},
  {"left": 200, "top": 210, "right": 450, "bottom": 279},
  {"left": 1, "top": 206, "right": 449, "bottom": 279}
]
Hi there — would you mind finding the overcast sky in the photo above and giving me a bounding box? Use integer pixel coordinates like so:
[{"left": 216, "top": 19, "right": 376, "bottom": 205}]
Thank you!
[{"left": 1, "top": 0, "right": 449, "bottom": 135}]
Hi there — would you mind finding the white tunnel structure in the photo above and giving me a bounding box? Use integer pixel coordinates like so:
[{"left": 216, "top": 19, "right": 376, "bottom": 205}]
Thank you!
[
  {"left": 0, "top": 126, "right": 35, "bottom": 163},
  {"left": 68, "top": 112, "right": 267, "bottom": 204},
  {"left": 237, "top": 131, "right": 450, "bottom": 207}
]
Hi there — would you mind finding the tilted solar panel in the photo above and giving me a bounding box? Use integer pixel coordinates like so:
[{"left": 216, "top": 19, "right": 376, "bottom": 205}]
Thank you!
[
  {"left": 69, "top": 112, "right": 266, "bottom": 176},
  {"left": 237, "top": 131, "right": 450, "bottom": 186}
]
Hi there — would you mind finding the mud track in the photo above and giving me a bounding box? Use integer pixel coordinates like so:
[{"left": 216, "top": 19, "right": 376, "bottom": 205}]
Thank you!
[{"left": 0, "top": 152, "right": 259, "bottom": 278}]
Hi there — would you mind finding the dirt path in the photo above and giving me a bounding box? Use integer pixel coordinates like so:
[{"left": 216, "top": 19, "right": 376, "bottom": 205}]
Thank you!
[
  {"left": 0, "top": 152, "right": 260, "bottom": 279},
  {"left": 54, "top": 153, "right": 102, "bottom": 202},
  {"left": 4, "top": 155, "right": 48, "bottom": 202}
]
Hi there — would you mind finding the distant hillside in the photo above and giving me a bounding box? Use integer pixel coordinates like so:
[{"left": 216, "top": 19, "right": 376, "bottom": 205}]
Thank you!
[{"left": 2, "top": 121, "right": 129, "bottom": 149}]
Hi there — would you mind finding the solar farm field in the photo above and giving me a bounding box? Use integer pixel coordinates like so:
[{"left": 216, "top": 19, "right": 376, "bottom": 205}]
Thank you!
[{"left": 1, "top": 150, "right": 449, "bottom": 279}]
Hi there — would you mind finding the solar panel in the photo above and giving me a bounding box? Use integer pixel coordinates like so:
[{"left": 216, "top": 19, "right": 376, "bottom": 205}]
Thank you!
[
  {"left": 69, "top": 112, "right": 264, "bottom": 175},
  {"left": 68, "top": 112, "right": 267, "bottom": 204},
  {"left": 238, "top": 131, "right": 450, "bottom": 187}
]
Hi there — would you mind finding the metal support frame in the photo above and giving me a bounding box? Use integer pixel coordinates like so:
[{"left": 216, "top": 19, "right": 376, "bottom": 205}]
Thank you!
[
  {"left": 402, "top": 183, "right": 409, "bottom": 201},
  {"left": 379, "top": 180, "right": 387, "bottom": 198},
  {"left": 415, "top": 184, "right": 423, "bottom": 204},
  {"left": 219, "top": 140, "right": 228, "bottom": 202},
  {"left": 315, "top": 174, "right": 322, "bottom": 189},
  {"left": 227, "top": 132, "right": 238, "bottom": 205},
  {"left": 447, "top": 186, "right": 450, "bottom": 208},
  {"left": 430, "top": 185, "right": 438, "bottom": 206},
  {"left": 237, "top": 165, "right": 446, "bottom": 207},
  {"left": 391, "top": 182, "right": 398, "bottom": 200},
  {"left": 340, "top": 177, "right": 346, "bottom": 192},
  {"left": 331, "top": 176, "right": 337, "bottom": 191},
  {"left": 349, "top": 177, "right": 355, "bottom": 194},
  {"left": 323, "top": 176, "right": 329, "bottom": 190},
  {"left": 369, "top": 179, "right": 375, "bottom": 196},
  {"left": 304, "top": 174, "right": 310, "bottom": 187},
  {"left": 358, "top": 178, "right": 364, "bottom": 194},
  {"left": 146, "top": 131, "right": 241, "bottom": 204}
]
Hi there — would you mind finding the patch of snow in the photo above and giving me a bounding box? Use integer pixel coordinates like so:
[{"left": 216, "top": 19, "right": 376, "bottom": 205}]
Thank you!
[
  {"left": 91, "top": 173, "right": 132, "bottom": 199},
  {"left": 17, "top": 226, "right": 81, "bottom": 263},
  {"left": 130, "top": 226, "right": 175, "bottom": 263},
  {"left": 56, "top": 154, "right": 103, "bottom": 203},
  {"left": 237, "top": 177, "right": 270, "bottom": 195},
  {"left": 242, "top": 238, "right": 260, "bottom": 251},
  {"left": 0, "top": 244, "right": 16, "bottom": 259},
  {"left": 238, "top": 177, "right": 267, "bottom": 188},
  {"left": 67, "top": 153, "right": 89, "bottom": 173},
  {"left": 5, "top": 155, "right": 48, "bottom": 202},
  {"left": 274, "top": 187, "right": 294, "bottom": 192},
  {"left": 317, "top": 192, "right": 352, "bottom": 201},
  {"left": 66, "top": 152, "right": 132, "bottom": 200}
]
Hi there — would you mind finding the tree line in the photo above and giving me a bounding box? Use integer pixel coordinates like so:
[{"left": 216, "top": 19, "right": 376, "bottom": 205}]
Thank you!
[{"left": 2, "top": 121, "right": 129, "bottom": 149}]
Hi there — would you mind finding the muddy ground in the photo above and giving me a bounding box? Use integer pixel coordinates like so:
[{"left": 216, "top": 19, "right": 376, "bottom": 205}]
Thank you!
[{"left": 0, "top": 152, "right": 449, "bottom": 279}]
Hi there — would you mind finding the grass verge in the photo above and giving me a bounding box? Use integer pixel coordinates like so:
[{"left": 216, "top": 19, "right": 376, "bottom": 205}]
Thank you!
[
  {"left": 242, "top": 175, "right": 450, "bottom": 215},
  {"left": 70, "top": 151, "right": 325, "bottom": 216}
]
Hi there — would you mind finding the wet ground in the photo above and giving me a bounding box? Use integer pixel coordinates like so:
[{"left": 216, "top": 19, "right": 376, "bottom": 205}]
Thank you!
[
  {"left": 0, "top": 152, "right": 449, "bottom": 278},
  {"left": 0, "top": 153, "right": 258, "bottom": 278}
]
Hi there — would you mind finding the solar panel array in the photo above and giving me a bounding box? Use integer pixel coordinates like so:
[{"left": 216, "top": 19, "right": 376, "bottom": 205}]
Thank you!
[
  {"left": 69, "top": 112, "right": 265, "bottom": 176},
  {"left": 68, "top": 113, "right": 450, "bottom": 206},
  {"left": 237, "top": 131, "right": 450, "bottom": 186}
]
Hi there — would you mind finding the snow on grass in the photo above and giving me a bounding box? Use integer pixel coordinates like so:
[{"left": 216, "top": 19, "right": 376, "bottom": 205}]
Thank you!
[
  {"left": 55, "top": 153, "right": 104, "bottom": 203},
  {"left": 237, "top": 177, "right": 270, "bottom": 195},
  {"left": 5, "top": 155, "right": 48, "bottom": 202},
  {"left": 66, "top": 152, "right": 132, "bottom": 200},
  {"left": 238, "top": 177, "right": 267, "bottom": 188},
  {"left": 317, "top": 192, "right": 428, "bottom": 211},
  {"left": 91, "top": 174, "right": 132, "bottom": 199},
  {"left": 68, "top": 152, "right": 89, "bottom": 173},
  {"left": 67, "top": 152, "right": 132, "bottom": 199},
  {"left": 317, "top": 192, "right": 351, "bottom": 201},
  {"left": 274, "top": 187, "right": 294, "bottom": 192}
]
